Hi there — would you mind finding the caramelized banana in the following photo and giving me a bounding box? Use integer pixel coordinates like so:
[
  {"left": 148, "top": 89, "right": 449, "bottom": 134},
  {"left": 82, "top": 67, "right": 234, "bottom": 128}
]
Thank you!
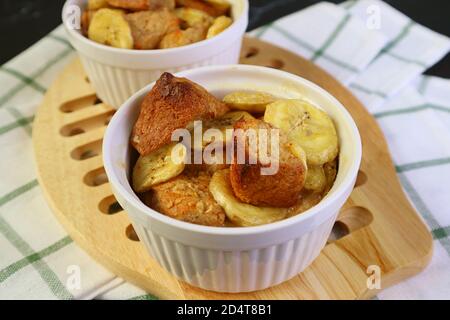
[
  {"left": 304, "top": 165, "right": 326, "bottom": 193},
  {"left": 192, "top": 111, "right": 254, "bottom": 150},
  {"left": 264, "top": 99, "right": 339, "bottom": 166},
  {"left": 132, "top": 143, "right": 186, "bottom": 193},
  {"left": 88, "top": 8, "right": 133, "bottom": 49},
  {"left": 175, "top": 7, "right": 213, "bottom": 29},
  {"left": 223, "top": 91, "right": 277, "bottom": 113},
  {"left": 206, "top": 15, "right": 232, "bottom": 38},
  {"left": 209, "top": 169, "right": 288, "bottom": 227}
]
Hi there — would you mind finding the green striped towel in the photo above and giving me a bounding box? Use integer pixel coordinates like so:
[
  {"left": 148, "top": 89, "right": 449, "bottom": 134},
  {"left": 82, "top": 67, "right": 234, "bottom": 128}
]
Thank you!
[{"left": 1, "top": 0, "right": 450, "bottom": 299}]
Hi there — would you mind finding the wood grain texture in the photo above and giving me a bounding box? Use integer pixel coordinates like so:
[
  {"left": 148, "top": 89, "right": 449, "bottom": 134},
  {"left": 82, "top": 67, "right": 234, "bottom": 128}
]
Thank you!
[{"left": 32, "top": 37, "right": 433, "bottom": 300}]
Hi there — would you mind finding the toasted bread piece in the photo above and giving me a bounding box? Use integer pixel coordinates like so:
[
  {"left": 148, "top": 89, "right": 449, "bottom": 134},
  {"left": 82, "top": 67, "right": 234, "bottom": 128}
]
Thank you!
[
  {"left": 142, "top": 171, "right": 226, "bottom": 227},
  {"left": 125, "top": 9, "right": 179, "bottom": 49},
  {"left": 210, "top": 169, "right": 288, "bottom": 227},
  {"left": 158, "top": 27, "right": 206, "bottom": 48},
  {"left": 107, "top": 0, "right": 175, "bottom": 11},
  {"left": 206, "top": 15, "right": 232, "bottom": 39},
  {"left": 131, "top": 73, "right": 229, "bottom": 155},
  {"left": 230, "top": 119, "right": 307, "bottom": 207},
  {"left": 175, "top": 0, "right": 226, "bottom": 17}
]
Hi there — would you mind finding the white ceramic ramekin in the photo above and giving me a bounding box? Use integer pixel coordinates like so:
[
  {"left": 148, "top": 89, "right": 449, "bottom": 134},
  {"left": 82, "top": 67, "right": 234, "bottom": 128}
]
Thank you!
[
  {"left": 103, "top": 65, "right": 362, "bottom": 293},
  {"left": 62, "top": 0, "right": 249, "bottom": 109}
]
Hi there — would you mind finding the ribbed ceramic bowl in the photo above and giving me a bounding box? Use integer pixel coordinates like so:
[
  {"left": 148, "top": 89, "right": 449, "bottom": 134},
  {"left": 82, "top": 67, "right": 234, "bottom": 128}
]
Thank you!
[
  {"left": 103, "top": 65, "right": 362, "bottom": 292},
  {"left": 62, "top": 0, "right": 249, "bottom": 108}
]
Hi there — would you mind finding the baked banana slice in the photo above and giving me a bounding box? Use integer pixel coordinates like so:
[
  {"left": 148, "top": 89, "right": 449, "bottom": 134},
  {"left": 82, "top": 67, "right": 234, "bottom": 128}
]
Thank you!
[
  {"left": 175, "top": 7, "right": 213, "bottom": 29},
  {"left": 190, "top": 111, "right": 254, "bottom": 151},
  {"left": 287, "top": 141, "right": 307, "bottom": 168},
  {"left": 159, "top": 27, "right": 206, "bottom": 49},
  {"left": 304, "top": 165, "right": 326, "bottom": 193},
  {"left": 223, "top": 91, "right": 277, "bottom": 113},
  {"left": 206, "top": 16, "right": 232, "bottom": 38},
  {"left": 264, "top": 99, "right": 338, "bottom": 166},
  {"left": 132, "top": 143, "right": 186, "bottom": 193},
  {"left": 88, "top": 8, "right": 133, "bottom": 49},
  {"left": 88, "top": 0, "right": 109, "bottom": 10},
  {"left": 209, "top": 169, "right": 288, "bottom": 227}
]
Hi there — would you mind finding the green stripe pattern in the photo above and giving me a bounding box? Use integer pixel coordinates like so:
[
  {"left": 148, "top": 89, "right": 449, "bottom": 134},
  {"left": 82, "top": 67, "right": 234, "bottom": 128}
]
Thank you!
[
  {"left": 0, "top": 6, "right": 449, "bottom": 300},
  {"left": 0, "top": 236, "right": 73, "bottom": 283},
  {"left": 374, "top": 103, "right": 450, "bottom": 118},
  {"left": 0, "top": 115, "right": 34, "bottom": 136},
  {"left": 0, "top": 33, "right": 76, "bottom": 299},
  {"left": 0, "top": 215, "right": 73, "bottom": 299},
  {"left": 311, "top": 13, "right": 351, "bottom": 62},
  {"left": 129, "top": 294, "right": 158, "bottom": 300}
]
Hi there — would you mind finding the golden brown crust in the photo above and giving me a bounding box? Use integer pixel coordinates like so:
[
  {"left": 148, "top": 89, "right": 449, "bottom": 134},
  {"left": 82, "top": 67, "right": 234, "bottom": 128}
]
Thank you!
[
  {"left": 142, "top": 171, "right": 226, "bottom": 226},
  {"left": 107, "top": 0, "right": 175, "bottom": 11},
  {"left": 131, "top": 72, "right": 229, "bottom": 155},
  {"left": 158, "top": 27, "right": 206, "bottom": 49},
  {"left": 125, "top": 9, "right": 179, "bottom": 49},
  {"left": 230, "top": 119, "right": 307, "bottom": 207}
]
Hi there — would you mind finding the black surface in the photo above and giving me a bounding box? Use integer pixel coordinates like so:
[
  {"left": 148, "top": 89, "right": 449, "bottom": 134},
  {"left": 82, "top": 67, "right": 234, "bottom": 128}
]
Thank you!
[{"left": 0, "top": 0, "right": 449, "bottom": 76}]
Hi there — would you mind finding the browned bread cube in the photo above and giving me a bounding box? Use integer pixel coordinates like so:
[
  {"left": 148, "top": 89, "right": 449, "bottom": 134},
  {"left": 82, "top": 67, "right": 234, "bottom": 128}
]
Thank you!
[
  {"left": 158, "top": 27, "right": 206, "bottom": 49},
  {"left": 230, "top": 119, "right": 307, "bottom": 207},
  {"left": 131, "top": 72, "right": 229, "bottom": 155},
  {"left": 142, "top": 171, "right": 226, "bottom": 227},
  {"left": 125, "top": 9, "right": 179, "bottom": 49}
]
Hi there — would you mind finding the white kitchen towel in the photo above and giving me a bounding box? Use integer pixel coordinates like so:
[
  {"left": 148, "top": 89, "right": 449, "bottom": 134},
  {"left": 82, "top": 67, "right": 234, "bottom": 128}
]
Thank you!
[
  {"left": 370, "top": 82, "right": 450, "bottom": 299},
  {"left": 0, "top": 0, "right": 449, "bottom": 299},
  {"left": 251, "top": 2, "right": 387, "bottom": 85},
  {"left": 0, "top": 28, "right": 152, "bottom": 300},
  {"left": 251, "top": 0, "right": 450, "bottom": 109},
  {"left": 346, "top": 0, "right": 450, "bottom": 109}
]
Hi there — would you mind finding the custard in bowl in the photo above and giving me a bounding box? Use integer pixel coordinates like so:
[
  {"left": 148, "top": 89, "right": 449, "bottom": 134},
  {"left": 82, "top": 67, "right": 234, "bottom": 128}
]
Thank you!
[{"left": 103, "top": 65, "right": 361, "bottom": 292}]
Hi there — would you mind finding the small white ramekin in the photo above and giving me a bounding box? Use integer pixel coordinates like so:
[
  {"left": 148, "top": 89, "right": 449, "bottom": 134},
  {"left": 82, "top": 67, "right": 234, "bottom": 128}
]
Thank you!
[
  {"left": 103, "top": 65, "right": 362, "bottom": 293},
  {"left": 62, "top": 0, "right": 249, "bottom": 108}
]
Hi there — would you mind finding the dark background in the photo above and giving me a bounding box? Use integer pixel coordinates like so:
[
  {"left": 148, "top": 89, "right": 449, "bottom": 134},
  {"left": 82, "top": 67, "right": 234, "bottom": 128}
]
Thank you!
[{"left": 1, "top": 0, "right": 449, "bottom": 76}]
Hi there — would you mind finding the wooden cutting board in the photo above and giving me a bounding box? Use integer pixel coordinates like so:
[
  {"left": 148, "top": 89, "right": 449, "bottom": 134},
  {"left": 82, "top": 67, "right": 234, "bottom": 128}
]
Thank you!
[{"left": 33, "top": 37, "right": 433, "bottom": 299}]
